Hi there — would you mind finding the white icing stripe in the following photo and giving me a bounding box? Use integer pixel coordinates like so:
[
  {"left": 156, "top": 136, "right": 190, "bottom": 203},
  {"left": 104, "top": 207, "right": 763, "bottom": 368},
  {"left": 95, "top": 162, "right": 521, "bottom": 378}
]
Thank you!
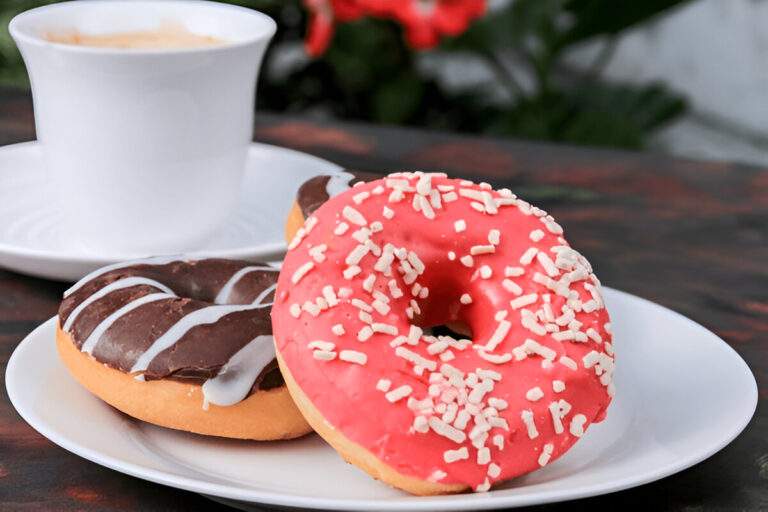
[
  {"left": 214, "top": 266, "right": 278, "bottom": 304},
  {"left": 130, "top": 302, "right": 271, "bottom": 375},
  {"left": 80, "top": 293, "right": 174, "bottom": 355},
  {"left": 64, "top": 256, "right": 183, "bottom": 298},
  {"left": 251, "top": 283, "right": 277, "bottom": 306},
  {"left": 63, "top": 277, "right": 175, "bottom": 332},
  {"left": 201, "top": 335, "right": 276, "bottom": 407},
  {"left": 325, "top": 171, "right": 355, "bottom": 197}
]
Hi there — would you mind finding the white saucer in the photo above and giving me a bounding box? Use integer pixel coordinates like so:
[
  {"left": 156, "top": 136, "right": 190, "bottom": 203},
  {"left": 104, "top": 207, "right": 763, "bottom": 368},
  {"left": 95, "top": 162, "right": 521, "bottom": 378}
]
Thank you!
[
  {"left": 6, "top": 288, "right": 757, "bottom": 510},
  {"left": 0, "top": 141, "right": 341, "bottom": 282}
]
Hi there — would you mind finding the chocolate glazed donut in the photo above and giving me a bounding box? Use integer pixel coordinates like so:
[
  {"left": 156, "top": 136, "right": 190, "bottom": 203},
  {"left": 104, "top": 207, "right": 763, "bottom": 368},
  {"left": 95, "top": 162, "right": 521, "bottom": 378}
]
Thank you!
[
  {"left": 57, "top": 257, "right": 312, "bottom": 440},
  {"left": 286, "top": 170, "right": 381, "bottom": 243}
]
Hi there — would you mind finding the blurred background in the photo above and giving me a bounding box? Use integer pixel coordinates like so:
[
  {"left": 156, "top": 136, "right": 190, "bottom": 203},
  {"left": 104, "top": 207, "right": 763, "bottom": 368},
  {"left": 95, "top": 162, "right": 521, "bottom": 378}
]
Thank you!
[{"left": 1, "top": 0, "right": 766, "bottom": 165}]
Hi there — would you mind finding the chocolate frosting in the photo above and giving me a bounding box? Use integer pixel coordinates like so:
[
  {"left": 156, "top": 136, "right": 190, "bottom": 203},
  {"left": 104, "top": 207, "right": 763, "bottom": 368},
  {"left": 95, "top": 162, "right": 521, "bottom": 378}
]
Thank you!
[
  {"left": 296, "top": 170, "right": 381, "bottom": 218},
  {"left": 59, "top": 259, "right": 282, "bottom": 395}
]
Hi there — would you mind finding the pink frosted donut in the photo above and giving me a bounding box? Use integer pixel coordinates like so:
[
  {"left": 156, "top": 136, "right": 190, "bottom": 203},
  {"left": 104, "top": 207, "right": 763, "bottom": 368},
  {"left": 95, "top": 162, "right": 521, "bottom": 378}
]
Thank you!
[{"left": 272, "top": 172, "right": 614, "bottom": 494}]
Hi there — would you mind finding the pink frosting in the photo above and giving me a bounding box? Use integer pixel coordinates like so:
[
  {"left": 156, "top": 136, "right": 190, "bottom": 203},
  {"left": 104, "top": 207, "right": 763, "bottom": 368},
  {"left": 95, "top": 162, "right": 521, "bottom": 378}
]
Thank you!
[{"left": 272, "top": 173, "right": 614, "bottom": 491}]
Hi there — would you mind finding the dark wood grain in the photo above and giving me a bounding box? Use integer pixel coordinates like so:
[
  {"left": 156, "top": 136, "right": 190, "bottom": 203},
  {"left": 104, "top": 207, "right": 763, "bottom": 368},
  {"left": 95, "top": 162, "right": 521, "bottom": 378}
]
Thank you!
[{"left": 0, "top": 88, "right": 765, "bottom": 510}]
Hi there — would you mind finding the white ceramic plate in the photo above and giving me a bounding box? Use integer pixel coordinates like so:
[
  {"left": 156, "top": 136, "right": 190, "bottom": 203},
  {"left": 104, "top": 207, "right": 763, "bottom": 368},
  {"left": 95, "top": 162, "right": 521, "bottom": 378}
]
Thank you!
[
  {"left": 6, "top": 288, "right": 757, "bottom": 510},
  {"left": 0, "top": 141, "right": 341, "bottom": 282}
]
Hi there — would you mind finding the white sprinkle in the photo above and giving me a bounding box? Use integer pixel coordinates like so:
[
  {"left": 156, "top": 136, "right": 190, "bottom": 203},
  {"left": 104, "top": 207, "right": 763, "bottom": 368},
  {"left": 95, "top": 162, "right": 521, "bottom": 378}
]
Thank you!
[
  {"left": 484, "top": 320, "right": 511, "bottom": 352},
  {"left": 312, "top": 350, "right": 336, "bottom": 361},
  {"left": 292, "top": 262, "right": 314, "bottom": 284},
  {"left": 470, "top": 201, "right": 485, "bottom": 212},
  {"left": 407, "top": 252, "right": 425, "bottom": 275},
  {"left": 340, "top": 350, "right": 367, "bottom": 365},
  {"left": 502, "top": 279, "right": 523, "bottom": 295},
  {"left": 488, "top": 463, "right": 501, "bottom": 478},
  {"left": 332, "top": 324, "right": 345, "bottom": 336},
  {"left": 471, "top": 244, "right": 495, "bottom": 255},
  {"left": 489, "top": 417, "right": 509, "bottom": 430},
  {"left": 553, "top": 380, "right": 565, "bottom": 392},
  {"left": 493, "top": 434, "right": 504, "bottom": 450},
  {"left": 488, "top": 229, "right": 501, "bottom": 245},
  {"left": 459, "top": 188, "right": 483, "bottom": 200},
  {"left": 513, "top": 338, "right": 556, "bottom": 360},
  {"left": 521, "top": 309, "right": 547, "bottom": 336},
  {"left": 442, "top": 191, "right": 458, "bottom": 202},
  {"left": 560, "top": 356, "right": 578, "bottom": 370},
  {"left": 416, "top": 174, "right": 432, "bottom": 196},
  {"left": 605, "top": 322, "right": 613, "bottom": 335},
  {"left": 372, "top": 299, "right": 390, "bottom": 315},
  {"left": 543, "top": 217, "right": 563, "bottom": 235},
  {"left": 437, "top": 184, "right": 454, "bottom": 192},
  {"left": 334, "top": 222, "right": 349, "bottom": 235},
  {"left": 369, "top": 221, "right": 383, "bottom": 233},
  {"left": 357, "top": 326, "right": 374, "bottom": 341},
  {"left": 505, "top": 266, "right": 525, "bottom": 277},
  {"left": 430, "top": 189, "right": 442, "bottom": 209},
  {"left": 477, "top": 446, "right": 491, "bottom": 465},
  {"left": 520, "top": 247, "right": 539, "bottom": 265},
  {"left": 460, "top": 293, "right": 473, "bottom": 304},
  {"left": 478, "top": 265, "right": 493, "bottom": 279},
  {"left": 342, "top": 205, "right": 367, "bottom": 226},
  {"left": 526, "top": 387, "right": 544, "bottom": 401},
  {"left": 351, "top": 299, "right": 373, "bottom": 313},
  {"left": 475, "top": 479, "right": 491, "bottom": 493},
  {"left": 443, "top": 447, "right": 469, "bottom": 463},
  {"left": 488, "top": 397, "right": 507, "bottom": 410},
  {"left": 448, "top": 251, "right": 456, "bottom": 261},
  {"left": 302, "top": 301, "right": 322, "bottom": 317},
  {"left": 454, "top": 220, "right": 466, "bottom": 232},
  {"left": 289, "top": 303, "right": 301, "bottom": 318},
  {"left": 477, "top": 351, "right": 512, "bottom": 364},
  {"left": 552, "top": 330, "right": 576, "bottom": 341},
  {"left": 510, "top": 293, "right": 538, "bottom": 309},
  {"left": 586, "top": 328, "right": 603, "bottom": 343},
  {"left": 396, "top": 346, "right": 437, "bottom": 371},
  {"left": 361, "top": 275, "right": 376, "bottom": 293},
  {"left": 414, "top": 416, "right": 430, "bottom": 434},
  {"left": 343, "top": 266, "right": 361, "bottom": 279},
  {"left": 530, "top": 229, "right": 545, "bottom": 242},
  {"left": 359, "top": 310, "right": 373, "bottom": 324},
  {"left": 408, "top": 325, "right": 423, "bottom": 345},
  {"left": 440, "top": 350, "right": 455, "bottom": 361},
  {"left": 387, "top": 280, "right": 403, "bottom": 298},
  {"left": 538, "top": 444, "right": 554, "bottom": 466},
  {"left": 309, "top": 244, "right": 328, "bottom": 263},
  {"left": 372, "top": 323, "right": 398, "bottom": 335},
  {"left": 346, "top": 244, "right": 370, "bottom": 266},
  {"left": 308, "top": 340, "right": 335, "bottom": 351},
  {"left": 353, "top": 191, "right": 370, "bottom": 204},
  {"left": 382, "top": 206, "right": 394, "bottom": 219},
  {"left": 352, "top": 228, "right": 372, "bottom": 243},
  {"left": 375, "top": 379, "right": 391, "bottom": 394},
  {"left": 389, "top": 189, "right": 404, "bottom": 202},
  {"left": 385, "top": 385, "right": 412, "bottom": 403},
  {"left": 372, "top": 185, "right": 385, "bottom": 195},
  {"left": 521, "top": 410, "right": 539, "bottom": 439},
  {"left": 460, "top": 255, "right": 474, "bottom": 267},
  {"left": 338, "top": 287, "right": 353, "bottom": 298},
  {"left": 481, "top": 191, "right": 498, "bottom": 214},
  {"left": 570, "top": 414, "right": 587, "bottom": 437},
  {"left": 429, "top": 416, "right": 466, "bottom": 443},
  {"left": 605, "top": 342, "right": 614, "bottom": 356},
  {"left": 537, "top": 252, "right": 560, "bottom": 277},
  {"left": 321, "top": 286, "right": 338, "bottom": 307},
  {"left": 419, "top": 195, "right": 435, "bottom": 219}
]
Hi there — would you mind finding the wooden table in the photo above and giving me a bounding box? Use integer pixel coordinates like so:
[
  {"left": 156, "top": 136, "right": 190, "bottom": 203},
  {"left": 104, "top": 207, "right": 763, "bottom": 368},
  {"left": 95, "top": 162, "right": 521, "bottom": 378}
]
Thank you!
[{"left": 0, "top": 87, "right": 765, "bottom": 510}]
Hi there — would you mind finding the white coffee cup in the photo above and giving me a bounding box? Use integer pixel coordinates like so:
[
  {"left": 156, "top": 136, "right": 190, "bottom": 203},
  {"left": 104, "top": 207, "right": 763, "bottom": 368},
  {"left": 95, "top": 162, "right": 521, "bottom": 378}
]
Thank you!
[{"left": 9, "top": 1, "right": 276, "bottom": 254}]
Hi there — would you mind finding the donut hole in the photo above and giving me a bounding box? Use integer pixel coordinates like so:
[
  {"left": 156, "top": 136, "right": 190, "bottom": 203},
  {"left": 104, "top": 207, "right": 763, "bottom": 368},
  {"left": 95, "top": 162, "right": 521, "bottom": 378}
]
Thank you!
[{"left": 422, "top": 321, "right": 473, "bottom": 340}]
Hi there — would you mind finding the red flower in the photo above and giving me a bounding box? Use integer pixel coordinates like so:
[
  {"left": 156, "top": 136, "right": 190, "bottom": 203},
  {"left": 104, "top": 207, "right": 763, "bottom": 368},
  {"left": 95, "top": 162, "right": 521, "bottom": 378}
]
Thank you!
[
  {"left": 303, "top": 0, "right": 487, "bottom": 55},
  {"left": 388, "top": 0, "right": 487, "bottom": 49},
  {"left": 303, "top": 0, "right": 366, "bottom": 56}
]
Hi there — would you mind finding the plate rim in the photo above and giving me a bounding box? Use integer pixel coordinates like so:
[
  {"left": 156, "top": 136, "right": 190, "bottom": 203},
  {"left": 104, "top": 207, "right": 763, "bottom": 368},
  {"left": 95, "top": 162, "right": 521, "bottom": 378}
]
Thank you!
[
  {"left": 0, "top": 140, "right": 342, "bottom": 265},
  {"left": 5, "top": 287, "right": 758, "bottom": 511}
]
